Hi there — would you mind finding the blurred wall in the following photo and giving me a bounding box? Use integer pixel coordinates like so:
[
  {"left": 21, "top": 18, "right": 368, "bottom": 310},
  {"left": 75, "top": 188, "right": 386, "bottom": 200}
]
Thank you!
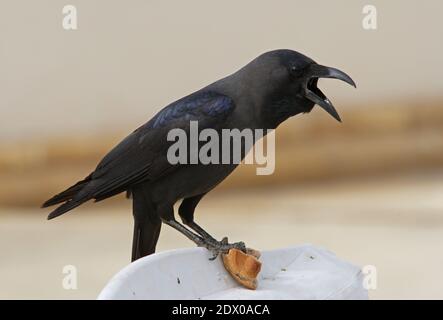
[
  {"left": 0, "top": 0, "right": 442, "bottom": 206},
  {"left": 1, "top": 0, "right": 443, "bottom": 141}
]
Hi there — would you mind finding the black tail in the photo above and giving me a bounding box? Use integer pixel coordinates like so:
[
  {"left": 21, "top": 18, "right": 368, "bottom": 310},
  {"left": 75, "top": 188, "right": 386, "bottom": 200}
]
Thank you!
[
  {"left": 131, "top": 185, "right": 161, "bottom": 262},
  {"left": 42, "top": 174, "right": 92, "bottom": 208},
  {"left": 132, "top": 217, "right": 161, "bottom": 261},
  {"left": 42, "top": 174, "right": 93, "bottom": 220}
]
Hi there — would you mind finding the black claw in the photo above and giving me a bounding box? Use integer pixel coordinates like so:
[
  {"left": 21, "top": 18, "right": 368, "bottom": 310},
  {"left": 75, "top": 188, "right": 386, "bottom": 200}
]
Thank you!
[{"left": 208, "top": 253, "right": 218, "bottom": 261}]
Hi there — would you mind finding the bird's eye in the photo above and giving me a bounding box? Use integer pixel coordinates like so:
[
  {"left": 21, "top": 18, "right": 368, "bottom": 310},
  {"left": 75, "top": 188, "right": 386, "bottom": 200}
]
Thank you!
[{"left": 289, "top": 65, "right": 301, "bottom": 77}]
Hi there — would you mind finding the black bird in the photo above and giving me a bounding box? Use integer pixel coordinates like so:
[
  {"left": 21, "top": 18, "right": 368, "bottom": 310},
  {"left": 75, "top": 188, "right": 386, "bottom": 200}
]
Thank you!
[{"left": 42, "top": 49, "right": 355, "bottom": 262}]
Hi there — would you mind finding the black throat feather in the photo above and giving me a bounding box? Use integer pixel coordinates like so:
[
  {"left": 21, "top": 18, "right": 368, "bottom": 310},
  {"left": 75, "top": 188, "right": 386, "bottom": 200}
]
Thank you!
[{"left": 262, "top": 94, "right": 303, "bottom": 129}]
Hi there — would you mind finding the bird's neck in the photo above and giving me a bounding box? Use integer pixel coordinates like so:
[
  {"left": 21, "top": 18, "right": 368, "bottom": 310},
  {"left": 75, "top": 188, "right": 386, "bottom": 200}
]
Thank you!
[
  {"left": 207, "top": 74, "right": 303, "bottom": 129},
  {"left": 260, "top": 95, "right": 302, "bottom": 129}
]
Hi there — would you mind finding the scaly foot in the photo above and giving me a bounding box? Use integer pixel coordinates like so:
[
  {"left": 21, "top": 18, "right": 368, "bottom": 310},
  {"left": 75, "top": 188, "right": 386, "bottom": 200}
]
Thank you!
[{"left": 198, "top": 236, "right": 247, "bottom": 260}]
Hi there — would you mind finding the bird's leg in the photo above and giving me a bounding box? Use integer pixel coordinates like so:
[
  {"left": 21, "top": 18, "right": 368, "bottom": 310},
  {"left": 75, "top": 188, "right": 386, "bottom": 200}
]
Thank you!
[
  {"left": 183, "top": 221, "right": 246, "bottom": 259},
  {"left": 162, "top": 218, "right": 246, "bottom": 260},
  {"left": 161, "top": 218, "right": 207, "bottom": 247},
  {"left": 179, "top": 194, "right": 219, "bottom": 244},
  {"left": 178, "top": 195, "right": 246, "bottom": 259},
  {"left": 183, "top": 220, "right": 218, "bottom": 244}
]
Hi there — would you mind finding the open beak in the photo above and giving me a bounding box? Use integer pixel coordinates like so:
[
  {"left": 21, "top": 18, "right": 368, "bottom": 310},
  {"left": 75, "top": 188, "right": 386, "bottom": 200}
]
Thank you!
[{"left": 304, "top": 64, "right": 356, "bottom": 122}]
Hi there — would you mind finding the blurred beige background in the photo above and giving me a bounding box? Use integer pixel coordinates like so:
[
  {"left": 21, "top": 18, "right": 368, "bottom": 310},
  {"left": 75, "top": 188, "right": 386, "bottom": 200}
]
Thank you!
[{"left": 0, "top": 0, "right": 442, "bottom": 299}]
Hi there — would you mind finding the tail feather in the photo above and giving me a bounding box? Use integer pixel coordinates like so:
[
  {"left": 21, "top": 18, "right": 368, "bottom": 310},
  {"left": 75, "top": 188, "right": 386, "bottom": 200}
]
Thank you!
[
  {"left": 131, "top": 185, "right": 161, "bottom": 261},
  {"left": 46, "top": 198, "right": 87, "bottom": 220},
  {"left": 42, "top": 174, "right": 92, "bottom": 208},
  {"left": 43, "top": 174, "right": 94, "bottom": 220},
  {"left": 131, "top": 218, "right": 161, "bottom": 261}
]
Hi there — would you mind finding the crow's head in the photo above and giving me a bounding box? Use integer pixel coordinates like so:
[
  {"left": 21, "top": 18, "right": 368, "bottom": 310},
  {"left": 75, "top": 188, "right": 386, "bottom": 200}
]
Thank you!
[{"left": 245, "top": 49, "right": 355, "bottom": 126}]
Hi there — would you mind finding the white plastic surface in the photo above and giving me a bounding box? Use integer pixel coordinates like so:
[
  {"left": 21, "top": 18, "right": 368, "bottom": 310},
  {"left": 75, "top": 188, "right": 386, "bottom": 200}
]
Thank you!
[{"left": 98, "top": 244, "right": 368, "bottom": 300}]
